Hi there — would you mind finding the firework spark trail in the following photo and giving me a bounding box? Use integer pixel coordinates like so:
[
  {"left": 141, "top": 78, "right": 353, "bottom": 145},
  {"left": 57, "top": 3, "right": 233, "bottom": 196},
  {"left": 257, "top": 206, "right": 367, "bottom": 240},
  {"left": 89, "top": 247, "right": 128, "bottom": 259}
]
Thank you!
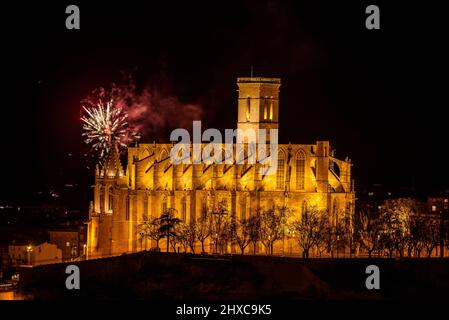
[{"left": 81, "top": 99, "right": 132, "bottom": 159}]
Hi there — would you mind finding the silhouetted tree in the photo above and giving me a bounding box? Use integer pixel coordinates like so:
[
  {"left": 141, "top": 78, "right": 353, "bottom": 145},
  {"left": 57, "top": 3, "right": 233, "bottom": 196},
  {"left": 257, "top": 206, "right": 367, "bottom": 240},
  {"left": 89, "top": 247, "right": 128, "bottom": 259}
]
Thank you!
[
  {"left": 196, "top": 210, "right": 211, "bottom": 253},
  {"left": 158, "top": 208, "right": 181, "bottom": 252},
  {"left": 138, "top": 215, "right": 163, "bottom": 250},
  {"left": 210, "top": 200, "right": 230, "bottom": 254},
  {"left": 377, "top": 198, "right": 417, "bottom": 258},
  {"left": 217, "top": 214, "right": 235, "bottom": 254},
  {"left": 407, "top": 214, "right": 426, "bottom": 257},
  {"left": 422, "top": 218, "right": 440, "bottom": 257},
  {"left": 322, "top": 213, "right": 346, "bottom": 258},
  {"left": 259, "top": 206, "right": 291, "bottom": 255},
  {"left": 234, "top": 218, "right": 252, "bottom": 254},
  {"left": 247, "top": 214, "right": 261, "bottom": 254},
  {"left": 292, "top": 206, "right": 326, "bottom": 258}
]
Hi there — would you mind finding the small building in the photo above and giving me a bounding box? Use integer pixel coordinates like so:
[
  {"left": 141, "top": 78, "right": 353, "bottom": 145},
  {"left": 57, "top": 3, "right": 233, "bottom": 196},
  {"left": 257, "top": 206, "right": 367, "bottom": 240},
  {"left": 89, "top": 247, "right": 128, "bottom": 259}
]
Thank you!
[
  {"left": 49, "top": 227, "right": 87, "bottom": 261},
  {"left": 8, "top": 242, "right": 62, "bottom": 266},
  {"left": 428, "top": 195, "right": 449, "bottom": 215}
]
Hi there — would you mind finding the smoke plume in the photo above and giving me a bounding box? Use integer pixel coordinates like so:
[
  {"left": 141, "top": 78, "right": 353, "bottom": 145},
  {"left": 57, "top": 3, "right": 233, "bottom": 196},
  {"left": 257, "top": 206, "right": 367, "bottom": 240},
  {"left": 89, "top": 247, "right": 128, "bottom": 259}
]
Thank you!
[{"left": 82, "top": 76, "right": 203, "bottom": 143}]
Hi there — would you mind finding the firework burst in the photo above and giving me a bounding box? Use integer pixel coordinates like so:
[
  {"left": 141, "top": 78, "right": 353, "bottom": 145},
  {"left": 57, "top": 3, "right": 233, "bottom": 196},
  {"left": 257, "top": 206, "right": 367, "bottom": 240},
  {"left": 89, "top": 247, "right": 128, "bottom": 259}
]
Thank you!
[{"left": 81, "top": 99, "right": 134, "bottom": 159}]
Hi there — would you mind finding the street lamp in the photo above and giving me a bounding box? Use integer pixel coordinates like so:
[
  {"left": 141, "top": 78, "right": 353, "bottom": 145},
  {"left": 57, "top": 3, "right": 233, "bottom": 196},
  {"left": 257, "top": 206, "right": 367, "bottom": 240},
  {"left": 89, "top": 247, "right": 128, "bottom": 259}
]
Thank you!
[
  {"left": 26, "top": 245, "right": 33, "bottom": 265},
  {"left": 289, "top": 231, "right": 295, "bottom": 255},
  {"left": 268, "top": 235, "right": 271, "bottom": 255},
  {"left": 214, "top": 233, "right": 218, "bottom": 254},
  {"left": 83, "top": 244, "right": 87, "bottom": 260},
  {"left": 336, "top": 235, "right": 340, "bottom": 258}
]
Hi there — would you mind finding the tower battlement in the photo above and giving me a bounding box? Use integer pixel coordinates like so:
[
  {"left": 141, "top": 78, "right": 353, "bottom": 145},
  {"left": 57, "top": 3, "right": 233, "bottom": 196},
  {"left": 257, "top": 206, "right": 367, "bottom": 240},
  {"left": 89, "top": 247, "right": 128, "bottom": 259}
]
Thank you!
[{"left": 237, "top": 77, "right": 281, "bottom": 84}]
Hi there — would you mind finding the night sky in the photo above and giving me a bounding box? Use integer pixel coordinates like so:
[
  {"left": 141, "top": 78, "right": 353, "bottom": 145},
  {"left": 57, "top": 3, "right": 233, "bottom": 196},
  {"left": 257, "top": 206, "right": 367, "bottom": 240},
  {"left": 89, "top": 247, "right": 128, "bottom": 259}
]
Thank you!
[{"left": 3, "top": 0, "right": 446, "bottom": 205}]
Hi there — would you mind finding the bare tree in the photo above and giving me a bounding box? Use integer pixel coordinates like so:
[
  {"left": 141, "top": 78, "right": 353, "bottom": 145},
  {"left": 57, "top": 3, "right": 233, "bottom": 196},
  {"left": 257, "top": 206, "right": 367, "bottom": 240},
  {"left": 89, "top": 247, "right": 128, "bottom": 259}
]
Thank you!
[
  {"left": 358, "top": 206, "right": 381, "bottom": 258},
  {"left": 138, "top": 215, "right": 163, "bottom": 250},
  {"left": 259, "top": 206, "right": 291, "bottom": 255},
  {"left": 210, "top": 200, "right": 231, "bottom": 254},
  {"left": 234, "top": 218, "right": 252, "bottom": 254},
  {"left": 247, "top": 214, "right": 261, "bottom": 254},
  {"left": 158, "top": 208, "right": 181, "bottom": 252},
  {"left": 217, "top": 214, "right": 236, "bottom": 254},
  {"left": 176, "top": 222, "right": 188, "bottom": 252},
  {"left": 343, "top": 213, "right": 357, "bottom": 258},
  {"left": 444, "top": 220, "right": 449, "bottom": 256},
  {"left": 185, "top": 221, "right": 198, "bottom": 253},
  {"left": 196, "top": 210, "right": 211, "bottom": 254},
  {"left": 322, "top": 213, "right": 346, "bottom": 258},
  {"left": 292, "top": 206, "right": 326, "bottom": 258},
  {"left": 422, "top": 218, "right": 440, "bottom": 257},
  {"left": 408, "top": 214, "right": 426, "bottom": 257},
  {"left": 378, "top": 198, "right": 416, "bottom": 258}
]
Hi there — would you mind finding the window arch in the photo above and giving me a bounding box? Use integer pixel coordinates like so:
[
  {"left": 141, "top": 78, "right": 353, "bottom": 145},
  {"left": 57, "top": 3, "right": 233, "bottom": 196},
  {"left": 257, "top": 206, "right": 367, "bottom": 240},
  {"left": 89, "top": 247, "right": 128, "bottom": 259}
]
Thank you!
[
  {"left": 108, "top": 187, "right": 113, "bottom": 212},
  {"left": 125, "top": 195, "right": 130, "bottom": 220},
  {"left": 181, "top": 196, "right": 187, "bottom": 221},
  {"left": 99, "top": 186, "right": 104, "bottom": 212},
  {"left": 301, "top": 200, "right": 308, "bottom": 220},
  {"left": 296, "top": 150, "right": 305, "bottom": 190},
  {"left": 161, "top": 195, "right": 168, "bottom": 214},
  {"left": 201, "top": 197, "right": 207, "bottom": 217},
  {"left": 159, "top": 149, "right": 170, "bottom": 172},
  {"left": 176, "top": 147, "right": 187, "bottom": 168},
  {"left": 240, "top": 196, "right": 247, "bottom": 220},
  {"left": 159, "top": 149, "right": 169, "bottom": 162},
  {"left": 263, "top": 98, "right": 268, "bottom": 120},
  {"left": 246, "top": 97, "right": 251, "bottom": 121},
  {"left": 143, "top": 195, "right": 149, "bottom": 220},
  {"left": 276, "top": 151, "right": 285, "bottom": 190}
]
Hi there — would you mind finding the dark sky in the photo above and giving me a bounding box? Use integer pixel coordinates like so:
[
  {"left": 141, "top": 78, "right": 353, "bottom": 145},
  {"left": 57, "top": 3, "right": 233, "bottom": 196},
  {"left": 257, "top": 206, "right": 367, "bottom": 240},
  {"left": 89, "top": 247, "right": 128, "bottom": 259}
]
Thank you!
[{"left": 2, "top": 0, "right": 447, "bottom": 202}]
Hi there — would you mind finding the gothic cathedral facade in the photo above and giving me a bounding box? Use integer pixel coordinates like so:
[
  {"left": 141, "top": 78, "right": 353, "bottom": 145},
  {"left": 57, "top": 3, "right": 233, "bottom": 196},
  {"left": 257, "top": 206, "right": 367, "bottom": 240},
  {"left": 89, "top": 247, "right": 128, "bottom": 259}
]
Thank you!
[{"left": 87, "top": 77, "right": 355, "bottom": 257}]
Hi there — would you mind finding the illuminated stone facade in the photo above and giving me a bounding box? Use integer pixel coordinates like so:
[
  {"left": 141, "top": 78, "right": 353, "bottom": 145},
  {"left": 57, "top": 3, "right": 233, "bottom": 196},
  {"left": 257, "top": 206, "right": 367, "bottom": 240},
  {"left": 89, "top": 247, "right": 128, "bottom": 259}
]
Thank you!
[{"left": 87, "top": 77, "right": 355, "bottom": 257}]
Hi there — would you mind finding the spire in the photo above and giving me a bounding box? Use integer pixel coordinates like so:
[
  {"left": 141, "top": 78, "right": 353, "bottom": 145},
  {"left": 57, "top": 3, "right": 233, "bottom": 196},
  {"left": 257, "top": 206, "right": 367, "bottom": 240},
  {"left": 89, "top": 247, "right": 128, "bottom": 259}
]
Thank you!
[{"left": 102, "top": 146, "right": 124, "bottom": 178}]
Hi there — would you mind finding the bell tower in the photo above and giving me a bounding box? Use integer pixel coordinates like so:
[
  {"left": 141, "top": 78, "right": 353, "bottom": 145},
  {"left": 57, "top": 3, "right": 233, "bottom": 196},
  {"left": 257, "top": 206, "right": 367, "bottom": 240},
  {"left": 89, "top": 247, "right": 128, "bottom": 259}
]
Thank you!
[{"left": 237, "top": 77, "right": 281, "bottom": 142}]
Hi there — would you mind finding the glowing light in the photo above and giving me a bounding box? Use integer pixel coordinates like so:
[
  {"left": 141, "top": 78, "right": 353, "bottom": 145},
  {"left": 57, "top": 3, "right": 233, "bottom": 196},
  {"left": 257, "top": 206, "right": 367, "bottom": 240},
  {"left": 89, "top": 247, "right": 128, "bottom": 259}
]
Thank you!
[{"left": 81, "top": 99, "right": 135, "bottom": 159}]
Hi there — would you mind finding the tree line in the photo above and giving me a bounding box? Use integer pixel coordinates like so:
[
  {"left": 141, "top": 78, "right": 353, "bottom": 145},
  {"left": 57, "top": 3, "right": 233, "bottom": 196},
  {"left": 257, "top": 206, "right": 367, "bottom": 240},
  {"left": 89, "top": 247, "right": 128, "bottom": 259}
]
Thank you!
[{"left": 138, "top": 198, "right": 449, "bottom": 258}]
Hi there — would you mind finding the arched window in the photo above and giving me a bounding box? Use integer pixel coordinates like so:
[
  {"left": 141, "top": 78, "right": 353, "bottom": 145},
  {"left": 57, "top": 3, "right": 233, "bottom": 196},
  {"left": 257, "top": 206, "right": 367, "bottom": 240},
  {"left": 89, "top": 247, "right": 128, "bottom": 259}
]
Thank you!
[
  {"left": 108, "top": 187, "right": 113, "bottom": 212},
  {"left": 240, "top": 196, "right": 247, "bottom": 220},
  {"left": 181, "top": 196, "right": 187, "bottom": 221},
  {"left": 263, "top": 98, "right": 268, "bottom": 120},
  {"left": 276, "top": 151, "right": 285, "bottom": 190},
  {"left": 296, "top": 150, "right": 305, "bottom": 190},
  {"left": 125, "top": 195, "right": 130, "bottom": 220},
  {"left": 201, "top": 197, "right": 207, "bottom": 217},
  {"left": 159, "top": 149, "right": 170, "bottom": 172},
  {"left": 161, "top": 195, "right": 167, "bottom": 214},
  {"left": 246, "top": 97, "right": 251, "bottom": 121},
  {"left": 159, "top": 149, "right": 168, "bottom": 162},
  {"left": 301, "top": 201, "right": 308, "bottom": 220},
  {"left": 333, "top": 199, "right": 338, "bottom": 222},
  {"left": 176, "top": 148, "right": 186, "bottom": 169},
  {"left": 143, "top": 195, "right": 148, "bottom": 220},
  {"left": 99, "top": 186, "right": 104, "bottom": 212}
]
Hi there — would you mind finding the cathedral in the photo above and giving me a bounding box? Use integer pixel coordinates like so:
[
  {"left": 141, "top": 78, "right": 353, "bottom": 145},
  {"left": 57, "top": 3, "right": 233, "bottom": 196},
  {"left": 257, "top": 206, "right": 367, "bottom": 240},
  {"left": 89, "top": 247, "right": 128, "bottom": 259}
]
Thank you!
[{"left": 87, "top": 77, "right": 355, "bottom": 257}]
